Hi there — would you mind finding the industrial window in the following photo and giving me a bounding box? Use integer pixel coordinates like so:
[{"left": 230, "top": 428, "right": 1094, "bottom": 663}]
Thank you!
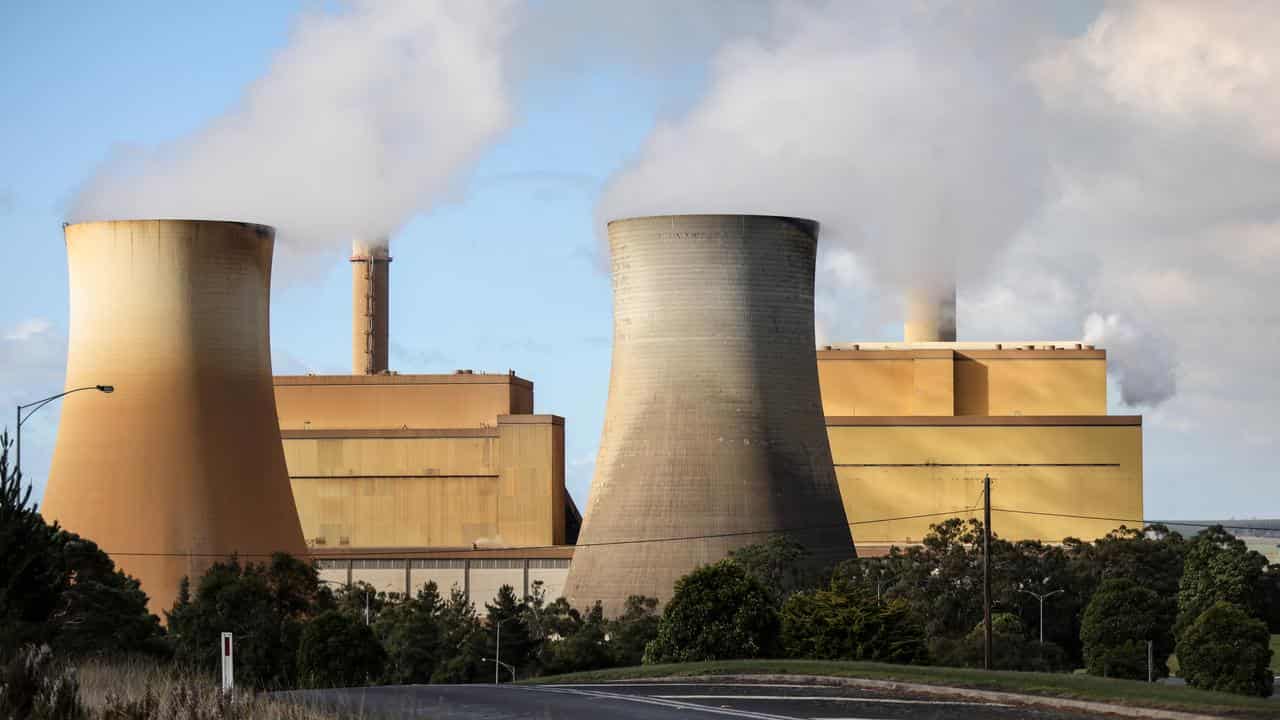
[
  {"left": 315, "top": 559, "right": 347, "bottom": 570},
  {"left": 528, "top": 558, "right": 570, "bottom": 569},
  {"left": 351, "top": 559, "right": 405, "bottom": 569},
  {"left": 471, "top": 559, "right": 525, "bottom": 569},
  {"left": 411, "top": 559, "right": 466, "bottom": 569}
]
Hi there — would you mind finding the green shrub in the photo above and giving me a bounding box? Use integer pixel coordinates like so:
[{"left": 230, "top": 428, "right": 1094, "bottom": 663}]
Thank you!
[
  {"left": 643, "top": 561, "right": 779, "bottom": 664},
  {"left": 606, "top": 596, "right": 659, "bottom": 667},
  {"left": 296, "top": 611, "right": 386, "bottom": 689},
  {"left": 1081, "top": 578, "right": 1173, "bottom": 680},
  {"left": 931, "top": 613, "right": 1067, "bottom": 672},
  {"left": 1175, "top": 601, "right": 1273, "bottom": 697},
  {"left": 780, "top": 588, "right": 926, "bottom": 663}
]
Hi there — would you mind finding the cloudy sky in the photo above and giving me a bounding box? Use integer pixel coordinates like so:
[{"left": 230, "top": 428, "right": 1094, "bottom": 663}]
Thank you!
[{"left": 2, "top": 1, "right": 1276, "bottom": 521}]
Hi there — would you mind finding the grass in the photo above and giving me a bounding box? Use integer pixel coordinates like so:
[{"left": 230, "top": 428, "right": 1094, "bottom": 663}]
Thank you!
[
  {"left": 527, "top": 658, "right": 1279, "bottom": 717},
  {"left": 72, "top": 657, "right": 347, "bottom": 720},
  {"left": 1272, "top": 635, "right": 1279, "bottom": 673}
]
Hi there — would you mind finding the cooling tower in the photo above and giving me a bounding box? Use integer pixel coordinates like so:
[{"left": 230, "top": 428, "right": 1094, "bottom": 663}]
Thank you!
[
  {"left": 564, "top": 214, "right": 854, "bottom": 615},
  {"left": 351, "top": 238, "right": 390, "bottom": 374},
  {"left": 904, "top": 285, "right": 957, "bottom": 342},
  {"left": 43, "top": 220, "right": 307, "bottom": 614}
]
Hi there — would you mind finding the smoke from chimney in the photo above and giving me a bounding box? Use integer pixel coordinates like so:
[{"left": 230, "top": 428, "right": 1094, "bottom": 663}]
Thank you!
[{"left": 70, "top": 3, "right": 516, "bottom": 256}]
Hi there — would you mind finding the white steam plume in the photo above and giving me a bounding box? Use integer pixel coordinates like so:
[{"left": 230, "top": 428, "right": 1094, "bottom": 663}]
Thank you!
[
  {"left": 72, "top": 2, "right": 516, "bottom": 253},
  {"left": 598, "top": 1, "right": 1052, "bottom": 294},
  {"left": 1083, "top": 312, "right": 1177, "bottom": 408}
]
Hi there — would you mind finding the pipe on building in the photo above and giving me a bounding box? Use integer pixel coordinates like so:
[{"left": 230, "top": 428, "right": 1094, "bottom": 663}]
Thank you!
[
  {"left": 43, "top": 220, "right": 308, "bottom": 614},
  {"left": 351, "top": 238, "right": 391, "bottom": 375},
  {"left": 564, "top": 214, "right": 855, "bottom": 615}
]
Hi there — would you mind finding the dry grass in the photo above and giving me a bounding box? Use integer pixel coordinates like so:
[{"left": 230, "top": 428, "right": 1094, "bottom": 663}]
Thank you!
[{"left": 73, "top": 658, "right": 348, "bottom": 720}]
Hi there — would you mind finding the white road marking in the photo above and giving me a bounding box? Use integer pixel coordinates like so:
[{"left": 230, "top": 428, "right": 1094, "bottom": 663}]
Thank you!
[
  {"left": 534, "top": 685, "right": 801, "bottom": 719},
  {"left": 655, "top": 694, "right": 1009, "bottom": 707}
]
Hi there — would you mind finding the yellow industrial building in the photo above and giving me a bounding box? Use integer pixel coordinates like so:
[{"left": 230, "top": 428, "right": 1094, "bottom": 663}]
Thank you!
[
  {"left": 818, "top": 341, "right": 1143, "bottom": 553},
  {"left": 274, "top": 241, "right": 1141, "bottom": 600},
  {"left": 273, "top": 371, "right": 579, "bottom": 601}
]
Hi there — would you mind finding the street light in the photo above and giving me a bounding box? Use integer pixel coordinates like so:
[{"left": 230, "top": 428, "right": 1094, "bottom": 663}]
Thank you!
[
  {"left": 486, "top": 616, "right": 521, "bottom": 685},
  {"left": 16, "top": 385, "right": 113, "bottom": 485},
  {"left": 481, "top": 656, "right": 516, "bottom": 684},
  {"left": 1018, "top": 587, "right": 1064, "bottom": 644}
]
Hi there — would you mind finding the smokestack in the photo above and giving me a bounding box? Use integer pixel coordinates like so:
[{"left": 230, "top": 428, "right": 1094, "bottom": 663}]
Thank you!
[
  {"left": 564, "top": 214, "right": 854, "bottom": 615},
  {"left": 904, "top": 284, "right": 957, "bottom": 342},
  {"left": 351, "top": 238, "right": 390, "bottom": 374},
  {"left": 43, "top": 220, "right": 308, "bottom": 614}
]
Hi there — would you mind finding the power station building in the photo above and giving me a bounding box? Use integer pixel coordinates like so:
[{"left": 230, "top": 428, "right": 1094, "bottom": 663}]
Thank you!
[
  {"left": 274, "top": 241, "right": 578, "bottom": 604},
  {"left": 819, "top": 288, "right": 1143, "bottom": 554}
]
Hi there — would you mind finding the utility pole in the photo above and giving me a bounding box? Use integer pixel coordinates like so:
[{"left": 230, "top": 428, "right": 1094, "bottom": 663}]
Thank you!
[{"left": 983, "top": 474, "right": 992, "bottom": 671}]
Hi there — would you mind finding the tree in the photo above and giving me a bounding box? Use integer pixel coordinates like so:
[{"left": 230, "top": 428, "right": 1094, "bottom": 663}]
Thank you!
[
  {"left": 0, "top": 432, "right": 65, "bottom": 655},
  {"left": 540, "top": 603, "right": 611, "bottom": 675},
  {"left": 780, "top": 586, "right": 926, "bottom": 663},
  {"left": 729, "top": 535, "right": 824, "bottom": 604},
  {"left": 45, "top": 529, "right": 164, "bottom": 658},
  {"left": 1175, "top": 601, "right": 1274, "bottom": 697},
  {"left": 431, "top": 586, "right": 484, "bottom": 683},
  {"left": 484, "top": 585, "right": 535, "bottom": 677},
  {"left": 1080, "top": 578, "right": 1173, "bottom": 680},
  {"left": 1176, "top": 526, "right": 1268, "bottom": 635},
  {"left": 296, "top": 610, "right": 386, "bottom": 688},
  {"left": 1063, "top": 524, "right": 1186, "bottom": 665},
  {"left": 0, "top": 434, "right": 163, "bottom": 660},
  {"left": 374, "top": 582, "right": 445, "bottom": 684},
  {"left": 643, "top": 560, "right": 779, "bottom": 664},
  {"left": 167, "top": 554, "right": 328, "bottom": 689},
  {"left": 607, "top": 595, "right": 660, "bottom": 667}
]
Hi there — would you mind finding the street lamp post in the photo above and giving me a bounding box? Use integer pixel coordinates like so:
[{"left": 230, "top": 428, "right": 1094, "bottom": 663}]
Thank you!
[
  {"left": 1018, "top": 587, "right": 1064, "bottom": 644},
  {"left": 16, "top": 385, "right": 113, "bottom": 485},
  {"left": 485, "top": 616, "right": 520, "bottom": 684}
]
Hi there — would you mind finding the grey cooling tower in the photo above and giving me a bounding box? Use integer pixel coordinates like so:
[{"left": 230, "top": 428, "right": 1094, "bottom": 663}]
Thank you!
[{"left": 564, "top": 214, "right": 854, "bottom": 614}]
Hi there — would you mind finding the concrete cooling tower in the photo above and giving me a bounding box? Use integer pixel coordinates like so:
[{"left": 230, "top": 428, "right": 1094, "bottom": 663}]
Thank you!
[
  {"left": 43, "top": 219, "right": 307, "bottom": 614},
  {"left": 564, "top": 214, "right": 855, "bottom": 614}
]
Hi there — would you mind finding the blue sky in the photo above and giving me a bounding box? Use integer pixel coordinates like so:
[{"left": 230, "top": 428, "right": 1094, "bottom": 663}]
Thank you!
[{"left": 3, "top": 1, "right": 1278, "bottom": 522}]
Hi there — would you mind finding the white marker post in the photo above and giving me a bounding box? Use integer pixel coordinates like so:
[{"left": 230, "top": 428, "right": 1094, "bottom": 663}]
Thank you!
[{"left": 221, "top": 632, "right": 234, "bottom": 692}]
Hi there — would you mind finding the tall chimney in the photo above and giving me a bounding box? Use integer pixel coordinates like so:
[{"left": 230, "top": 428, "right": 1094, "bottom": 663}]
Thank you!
[
  {"left": 44, "top": 220, "right": 308, "bottom": 614},
  {"left": 351, "top": 238, "right": 391, "bottom": 374},
  {"left": 564, "top": 214, "right": 855, "bottom": 615},
  {"left": 904, "top": 284, "right": 957, "bottom": 342}
]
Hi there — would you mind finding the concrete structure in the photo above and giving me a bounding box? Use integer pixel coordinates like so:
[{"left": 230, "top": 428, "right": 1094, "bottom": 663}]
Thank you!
[
  {"left": 351, "top": 239, "right": 390, "bottom": 375},
  {"left": 274, "top": 372, "right": 572, "bottom": 551},
  {"left": 44, "top": 220, "right": 307, "bottom": 614},
  {"left": 565, "top": 214, "right": 855, "bottom": 614},
  {"left": 820, "top": 310, "right": 1143, "bottom": 551}
]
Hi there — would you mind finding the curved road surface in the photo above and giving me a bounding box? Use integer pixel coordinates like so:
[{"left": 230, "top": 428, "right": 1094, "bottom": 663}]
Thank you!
[{"left": 279, "top": 680, "right": 1102, "bottom": 718}]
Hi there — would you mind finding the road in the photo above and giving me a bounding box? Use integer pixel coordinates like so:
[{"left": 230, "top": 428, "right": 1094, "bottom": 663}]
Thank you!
[{"left": 279, "top": 680, "right": 1101, "bottom": 719}]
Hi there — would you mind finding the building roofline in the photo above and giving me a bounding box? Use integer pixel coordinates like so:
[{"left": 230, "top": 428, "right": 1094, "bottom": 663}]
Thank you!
[{"left": 826, "top": 415, "right": 1141, "bottom": 427}]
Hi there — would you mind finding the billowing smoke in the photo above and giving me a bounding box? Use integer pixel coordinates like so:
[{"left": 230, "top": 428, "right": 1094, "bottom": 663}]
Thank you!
[
  {"left": 1083, "top": 313, "right": 1177, "bottom": 408},
  {"left": 72, "top": 2, "right": 517, "bottom": 254},
  {"left": 598, "top": 1, "right": 1052, "bottom": 295}
]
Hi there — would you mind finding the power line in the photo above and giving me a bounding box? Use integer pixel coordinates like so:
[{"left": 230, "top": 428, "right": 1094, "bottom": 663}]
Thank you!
[
  {"left": 99, "top": 507, "right": 983, "bottom": 559},
  {"left": 991, "top": 507, "right": 1280, "bottom": 535}
]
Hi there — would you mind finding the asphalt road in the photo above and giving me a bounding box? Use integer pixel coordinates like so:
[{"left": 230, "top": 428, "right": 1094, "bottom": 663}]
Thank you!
[{"left": 279, "top": 680, "right": 1102, "bottom": 719}]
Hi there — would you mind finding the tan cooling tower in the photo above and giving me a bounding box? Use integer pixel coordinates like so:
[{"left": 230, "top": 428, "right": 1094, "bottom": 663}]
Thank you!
[
  {"left": 43, "top": 220, "right": 307, "bottom": 614},
  {"left": 351, "top": 239, "right": 390, "bottom": 374},
  {"left": 564, "top": 214, "right": 854, "bottom": 615},
  {"left": 904, "top": 285, "right": 957, "bottom": 342}
]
